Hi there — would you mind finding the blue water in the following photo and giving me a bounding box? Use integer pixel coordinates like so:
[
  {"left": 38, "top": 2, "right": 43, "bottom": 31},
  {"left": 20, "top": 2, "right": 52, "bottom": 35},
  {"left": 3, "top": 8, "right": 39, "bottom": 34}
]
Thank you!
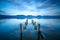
[{"left": 0, "top": 19, "right": 60, "bottom": 40}]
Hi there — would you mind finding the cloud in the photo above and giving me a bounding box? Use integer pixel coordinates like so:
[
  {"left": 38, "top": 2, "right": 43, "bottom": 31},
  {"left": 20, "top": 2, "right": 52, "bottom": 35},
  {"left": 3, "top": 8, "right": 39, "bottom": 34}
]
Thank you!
[{"left": 0, "top": 0, "right": 60, "bottom": 16}]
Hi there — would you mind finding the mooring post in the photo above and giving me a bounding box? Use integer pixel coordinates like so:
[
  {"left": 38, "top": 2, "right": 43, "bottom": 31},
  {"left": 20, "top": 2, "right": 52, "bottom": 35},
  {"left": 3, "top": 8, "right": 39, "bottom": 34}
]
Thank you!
[
  {"left": 37, "top": 23, "right": 45, "bottom": 40},
  {"left": 25, "top": 19, "right": 28, "bottom": 26},
  {"left": 37, "top": 23, "right": 40, "bottom": 40},
  {"left": 24, "top": 19, "right": 28, "bottom": 30},
  {"left": 32, "top": 20, "right": 34, "bottom": 24},
  {"left": 34, "top": 22, "right": 37, "bottom": 30},
  {"left": 20, "top": 23, "right": 22, "bottom": 40},
  {"left": 32, "top": 20, "right": 35, "bottom": 25},
  {"left": 32, "top": 20, "right": 37, "bottom": 30}
]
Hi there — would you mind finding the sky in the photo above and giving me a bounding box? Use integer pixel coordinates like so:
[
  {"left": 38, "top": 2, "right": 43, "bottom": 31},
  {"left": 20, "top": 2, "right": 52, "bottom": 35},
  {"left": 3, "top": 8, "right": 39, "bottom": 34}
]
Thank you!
[{"left": 0, "top": 0, "right": 60, "bottom": 16}]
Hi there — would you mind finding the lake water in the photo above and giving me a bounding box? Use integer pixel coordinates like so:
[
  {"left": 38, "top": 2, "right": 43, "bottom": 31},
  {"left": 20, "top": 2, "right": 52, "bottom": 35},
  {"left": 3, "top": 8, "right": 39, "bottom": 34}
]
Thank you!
[{"left": 0, "top": 19, "right": 60, "bottom": 40}]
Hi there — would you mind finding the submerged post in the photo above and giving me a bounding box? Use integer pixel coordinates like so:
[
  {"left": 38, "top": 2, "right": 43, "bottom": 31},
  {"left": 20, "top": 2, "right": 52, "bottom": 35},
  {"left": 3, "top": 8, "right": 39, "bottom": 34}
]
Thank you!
[{"left": 20, "top": 23, "right": 22, "bottom": 40}]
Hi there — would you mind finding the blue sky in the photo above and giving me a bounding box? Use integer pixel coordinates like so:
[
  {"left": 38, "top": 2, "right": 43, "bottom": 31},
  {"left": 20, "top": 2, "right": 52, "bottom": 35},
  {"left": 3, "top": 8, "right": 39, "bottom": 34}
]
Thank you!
[{"left": 0, "top": 0, "right": 60, "bottom": 16}]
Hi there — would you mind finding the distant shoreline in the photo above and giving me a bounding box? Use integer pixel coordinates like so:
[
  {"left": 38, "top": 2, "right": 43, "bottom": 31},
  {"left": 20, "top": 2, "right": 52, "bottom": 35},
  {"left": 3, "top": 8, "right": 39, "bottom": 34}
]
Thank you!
[{"left": 0, "top": 15, "right": 60, "bottom": 19}]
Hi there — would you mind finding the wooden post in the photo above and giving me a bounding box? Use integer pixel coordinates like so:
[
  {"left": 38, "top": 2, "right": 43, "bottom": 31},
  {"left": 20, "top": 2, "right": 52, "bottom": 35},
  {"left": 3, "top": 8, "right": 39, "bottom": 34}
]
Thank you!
[
  {"left": 32, "top": 20, "right": 37, "bottom": 30},
  {"left": 20, "top": 23, "right": 22, "bottom": 40},
  {"left": 32, "top": 20, "right": 34, "bottom": 24},
  {"left": 37, "top": 23, "right": 40, "bottom": 40},
  {"left": 34, "top": 22, "right": 37, "bottom": 30},
  {"left": 37, "top": 23, "right": 45, "bottom": 40},
  {"left": 24, "top": 19, "right": 28, "bottom": 30},
  {"left": 25, "top": 19, "right": 28, "bottom": 26},
  {"left": 32, "top": 20, "right": 35, "bottom": 25}
]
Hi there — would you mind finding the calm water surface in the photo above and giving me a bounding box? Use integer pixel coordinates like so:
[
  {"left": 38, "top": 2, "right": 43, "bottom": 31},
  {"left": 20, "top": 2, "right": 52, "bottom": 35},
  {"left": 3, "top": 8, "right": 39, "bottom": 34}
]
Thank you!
[{"left": 0, "top": 19, "right": 60, "bottom": 40}]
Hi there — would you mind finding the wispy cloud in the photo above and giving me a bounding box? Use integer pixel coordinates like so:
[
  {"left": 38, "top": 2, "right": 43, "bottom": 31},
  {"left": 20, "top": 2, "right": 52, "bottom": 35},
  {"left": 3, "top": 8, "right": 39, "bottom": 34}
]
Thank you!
[{"left": 0, "top": 0, "right": 60, "bottom": 16}]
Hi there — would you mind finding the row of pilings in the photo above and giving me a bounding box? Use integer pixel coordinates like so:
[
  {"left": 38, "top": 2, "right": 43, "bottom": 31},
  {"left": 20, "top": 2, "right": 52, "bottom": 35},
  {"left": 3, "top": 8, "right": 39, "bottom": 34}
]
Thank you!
[{"left": 20, "top": 19, "right": 45, "bottom": 40}]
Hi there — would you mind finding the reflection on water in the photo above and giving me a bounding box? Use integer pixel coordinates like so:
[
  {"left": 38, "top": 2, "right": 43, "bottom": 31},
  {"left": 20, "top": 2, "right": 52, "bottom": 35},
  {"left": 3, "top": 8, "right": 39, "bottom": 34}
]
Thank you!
[{"left": 0, "top": 19, "right": 60, "bottom": 40}]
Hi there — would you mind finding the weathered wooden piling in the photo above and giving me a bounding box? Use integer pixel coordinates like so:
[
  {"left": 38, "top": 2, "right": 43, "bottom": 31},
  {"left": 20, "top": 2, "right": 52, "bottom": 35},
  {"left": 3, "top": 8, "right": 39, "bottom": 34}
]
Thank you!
[
  {"left": 34, "top": 22, "right": 37, "bottom": 30},
  {"left": 20, "top": 23, "right": 22, "bottom": 40},
  {"left": 24, "top": 25, "right": 26, "bottom": 30},
  {"left": 32, "top": 20, "right": 37, "bottom": 30},
  {"left": 37, "top": 23, "right": 45, "bottom": 40},
  {"left": 34, "top": 25, "right": 37, "bottom": 30},
  {"left": 37, "top": 23, "right": 40, "bottom": 40},
  {"left": 33, "top": 21, "right": 36, "bottom": 25},
  {"left": 32, "top": 20, "right": 36, "bottom": 25},
  {"left": 25, "top": 19, "right": 28, "bottom": 26},
  {"left": 24, "top": 19, "right": 28, "bottom": 30},
  {"left": 32, "top": 20, "right": 35, "bottom": 25},
  {"left": 32, "top": 20, "right": 34, "bottom": 24}
]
